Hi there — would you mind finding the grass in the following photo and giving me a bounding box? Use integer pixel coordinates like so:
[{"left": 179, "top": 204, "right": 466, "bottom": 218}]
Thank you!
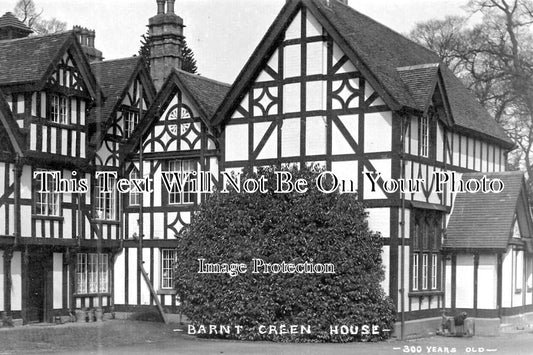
[{"left": 0, "top": 320, "right": 178, "bottom": 353}]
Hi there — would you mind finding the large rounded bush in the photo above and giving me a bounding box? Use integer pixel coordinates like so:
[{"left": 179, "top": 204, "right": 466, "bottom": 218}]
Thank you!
[{"left": 175, "top": 167, "right": 395, "bottom": 342}]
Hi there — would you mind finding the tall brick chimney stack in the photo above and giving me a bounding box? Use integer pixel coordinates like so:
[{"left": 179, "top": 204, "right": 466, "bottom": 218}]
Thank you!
[
  {"left": 73, "top": 25, "right": 103, "bottom": 62},
  {"left": 148, "top": 0, "right": 184, "bottom": 91}
]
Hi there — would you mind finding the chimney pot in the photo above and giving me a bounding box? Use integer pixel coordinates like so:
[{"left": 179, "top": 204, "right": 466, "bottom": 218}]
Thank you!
[
  {"left": 157, "top": 0, "right": 165, "bottom": 14},
  {"left": 167, "top": 0, "right": 175, "bottom": 14}
]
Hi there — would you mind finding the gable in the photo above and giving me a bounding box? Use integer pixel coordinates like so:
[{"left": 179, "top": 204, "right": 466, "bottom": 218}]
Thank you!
[
  {"left": 0, "top": 90, "right": 24, "bottom": 156},
  {"left": 222, "top": 7, "right": 390, "bottom": 165},
  {"left": 0, "top": 32, "right": 100, "bottom": 99},
  {"left": 46, "top": 51, "right": 89, "bottom": 93},
  {"left": 444, "top": 171, "right": 532, "bottom": 252},
  {"left": 120, "top": 71, "right": 223, "bottom": 164}
]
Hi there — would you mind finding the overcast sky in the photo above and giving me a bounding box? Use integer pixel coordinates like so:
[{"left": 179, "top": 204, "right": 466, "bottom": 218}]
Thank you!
[{"left": 0, "top": 0, "right": 469, "bottom": 83}]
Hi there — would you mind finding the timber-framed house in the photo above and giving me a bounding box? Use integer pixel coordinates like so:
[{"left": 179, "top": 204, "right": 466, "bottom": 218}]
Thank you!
[{"left": 1, "top": 0, "right": 532, "bottom": 337}]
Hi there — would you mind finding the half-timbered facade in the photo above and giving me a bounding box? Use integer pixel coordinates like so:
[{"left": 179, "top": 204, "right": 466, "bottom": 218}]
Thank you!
[
  {"left": 0, "top": 28, "right": 106, "bottom": 323},
  {"left": 0, "top": 0, "right": 530, "bottom": 337},
  {"left": 212, "top": 0, "right": 518, "bottom": 336},
  {"left": 117, "top": 68, "right": 228, "bottom": 312}
]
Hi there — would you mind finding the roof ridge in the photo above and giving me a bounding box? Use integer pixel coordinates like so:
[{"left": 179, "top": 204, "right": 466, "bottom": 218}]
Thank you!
[
  {"left": 173, "top": 68, "right": 231, "bottom": 87},
  {"left": 397, "top": 63, "right": 440, "bottom": 71},
  {"left": 91, "top": 56, "right": 140, "bottom": 65},
  {"left": 317, "top": 0, "right": 440, "bottom": 62},
  {"left": 0, "top": 30, "right": 71, "bottom": 44}
]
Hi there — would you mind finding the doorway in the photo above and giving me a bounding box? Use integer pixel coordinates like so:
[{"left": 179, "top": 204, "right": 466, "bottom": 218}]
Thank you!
[{"left": 26, "top": 250, "right": 52, "bottom": 323}]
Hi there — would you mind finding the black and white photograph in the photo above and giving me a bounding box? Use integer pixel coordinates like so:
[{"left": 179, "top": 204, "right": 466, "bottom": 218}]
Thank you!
[{"left": 0, "top": 0, "right": 533, "bottom": 354}]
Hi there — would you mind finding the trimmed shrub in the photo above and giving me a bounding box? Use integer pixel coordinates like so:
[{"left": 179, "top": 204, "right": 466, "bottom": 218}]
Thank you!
[{"left": 175, "top": 167, "right": 395, "bottom": 342}]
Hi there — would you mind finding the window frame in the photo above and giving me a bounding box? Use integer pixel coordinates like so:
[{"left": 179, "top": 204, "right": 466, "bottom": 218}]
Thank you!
[
  {"left": 34, "top": 169, "right": 61, "bottom": 217},
  {"left": 419, "top": 114, "right": 429, "bottom": 158},
  {"left": 49, "top": 93, "right": 69, "bottom": 124},
  {"left": 411, "top": 210, "right": 442, "bottom": 293},
  {"left": 123, "top": 108, "right": 140, "bottom": 139},
  {"left": 164, "top": 159, "right": 197, "bottom": 205},
  {"left": 129, "top": 167, "right": 141, "bottom": 206},
  {"left": 94, "top": 173, "right": 117, "bottom": 221},
  {"left": 76, "top": 253, "right": 109, "bottom": 295},
  {"left": 161, "top": 249, "right": 177, "bottom": 290}
]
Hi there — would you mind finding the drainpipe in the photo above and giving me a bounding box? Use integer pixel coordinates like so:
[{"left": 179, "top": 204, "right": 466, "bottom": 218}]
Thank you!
[
  {"left": 400, "top": 115, "right": 407, "bottom": 340},
  {"left": 13, "top": 154, "right": 22, "bottom": 247}
]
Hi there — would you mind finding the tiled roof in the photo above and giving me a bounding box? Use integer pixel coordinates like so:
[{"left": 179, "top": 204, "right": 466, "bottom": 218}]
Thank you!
[
  {"left": 0, "top": 12, "right": 32, "bottom": 33},
  {"left": 443, "top": 171, "right": 525, "bottom": 251},
  {"left": 91, "top": 57, "right": 141, "bottom": 122},
  {"left": 0, "top": 31, "right": 72, "bottom": 86},
  {"left": 397, "top": 64, "right": 439, "bottom": 111},
  {"left": 0, "top": 89, "right": 25, "bottom": 155},
  {"left": 174, "top": 69, "right": 230, "bottom": 118},
  {"left": 311, "top": 0, "right": 512, "bottom": 145}
]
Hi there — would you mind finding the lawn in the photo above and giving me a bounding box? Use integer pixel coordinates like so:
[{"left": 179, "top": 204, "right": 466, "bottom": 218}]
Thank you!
[{"left": 0, "top": 320, "right": 178, "bottom": 353}]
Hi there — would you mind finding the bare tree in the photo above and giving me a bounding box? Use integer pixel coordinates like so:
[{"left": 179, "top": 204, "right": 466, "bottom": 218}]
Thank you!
[
  {"left": 13, "top": 0, "right": 66, "bottom": 35},
  {"left": 410, "top": 0, "right": 533, "bottom": 189}
]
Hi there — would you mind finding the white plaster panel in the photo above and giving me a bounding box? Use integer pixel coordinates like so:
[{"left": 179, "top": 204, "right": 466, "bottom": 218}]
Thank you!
[
  {"left": 478, "top": 255, "right": 497, "bottom": 309},
  {"left": 366, "top": 208, "right": 390, "bottom": 238},
  {"left": 455, "top": 254, "right": 474, "bottom": 309},
  {"left": 128, "top": 248, "right": 138, "bottom": 305},
  {"left": 11, "top": 252, "right": 21, "bottom": 311},
  {"left": 114, "top": 252, "right": 125, "bottom": 304},
  {"left": 281, "top": 118, "right": 300, "bottom": 158},
  {"left": 53, "top": 253, "right": 63, "bottom": 309},
  {"left": 306, "top": 11, "right": 322, "bottom": 36},
  {"left": 284, "top": 44, "right": 301, "bottom": 78},
  {"left": 306, "top": 42, "right": 324, "bottom": 76},
  {"left": 364, "top": 111, "right": 392, "bottom": 153},
  {"left": 332, "top": 114, "right": 358, "bottom": 155},
  {"left": 285, "top": 11, "right": 301, "bottom": 40},
  {"left": 305, "top": 116, "right": 326, "bottom": 155},
  {"left": 306, "top": 80, "right": 325, "bottom": 111},
  {"left": 283, "top": 83, "right": 301, "bottom": 113},
  {"left": 0, "top": 250, "right": 3, "bottom": 311},
  {"left": 225, "top": 124, "right": 249, "bottom": 161}
]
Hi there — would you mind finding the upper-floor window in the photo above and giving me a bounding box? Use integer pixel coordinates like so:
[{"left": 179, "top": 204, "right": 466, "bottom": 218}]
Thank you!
[
  {"left": 95, "top": 173, "right": 116, "bottom": 220},
  {"left": 165, "top": 159, "right": 197, "bottom": 205},
  {"left": 419, "top": 115, "right": 429, "bottom": 158},
  {"left": 123, "top": 109, "right": 139, "bottom": 139},
  {"left": 35, "top": 169, "right": 60, "bottom": 216},
  {"left": 50, "top": 94, "right": 69, "bottom": 124},
  {"left": 129, "top": 168, "right": 141, "bottom": 206}
]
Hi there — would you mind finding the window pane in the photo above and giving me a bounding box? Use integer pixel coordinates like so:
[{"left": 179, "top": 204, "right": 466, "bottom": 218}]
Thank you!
[
  {"left": 166, "top": 160, "right": 196, "bottom": 205},
  {"left": 422, "top": 253, "right": 428, "bottom": 290},
  {"left": 432, "top": 254, "right": 438, "bottom": 289},
  {"left": 88, "top": 254, "right": 98, "bottom": 293},
  {"left": 76, "top": 253, "right": 87, "bottom": 294},
  {"left": 412, "top": 254, "right": 419, "bottom": 291},
  {"left": 96, "top": 174, "right": 116, "bottom": 220},
  {"left": 162, "top": 249, "right": 176, "bottom": 289},
  {"left": 99, "top": 254, "right": 109, "bottom": 293},
  {"left": 129, "top": 168, "right": 141, "bottom": 206}
]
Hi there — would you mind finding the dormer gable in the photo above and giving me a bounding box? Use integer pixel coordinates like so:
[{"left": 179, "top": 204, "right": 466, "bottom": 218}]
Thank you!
[
  {"left": 90, "top": 57, "right": 156, "bottom": 168},
  {"left": 119, "top": 69, "right": 229, "bottom": 165}
]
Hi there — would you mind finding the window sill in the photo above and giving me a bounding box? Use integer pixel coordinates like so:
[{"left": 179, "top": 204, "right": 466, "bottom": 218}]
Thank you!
[
  {"left": 157, "top": 289, "right": 177, "bottom": 295},
  {"left": 73, "top": 293, "right": 111, "bottom": 297},
  {"left": 32, "top": 215, "right": 64, "bottom": 222},
  {"left": 92, "top": 219, "right": 120, "bottom": 225},
  {"left": 408, "top": 290, "right": 444, "bottom": 297}
]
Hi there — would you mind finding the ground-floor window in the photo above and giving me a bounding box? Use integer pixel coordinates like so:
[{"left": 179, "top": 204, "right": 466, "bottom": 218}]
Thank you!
[
  {"left": 161, "top": 249, "right": 177, "bottom": 289},
  {"left": 411, "top": 209, "right": 442, "bottom": 291},
  {"left": 76, "top": 253, "right": 109, "bottom": 294}
]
